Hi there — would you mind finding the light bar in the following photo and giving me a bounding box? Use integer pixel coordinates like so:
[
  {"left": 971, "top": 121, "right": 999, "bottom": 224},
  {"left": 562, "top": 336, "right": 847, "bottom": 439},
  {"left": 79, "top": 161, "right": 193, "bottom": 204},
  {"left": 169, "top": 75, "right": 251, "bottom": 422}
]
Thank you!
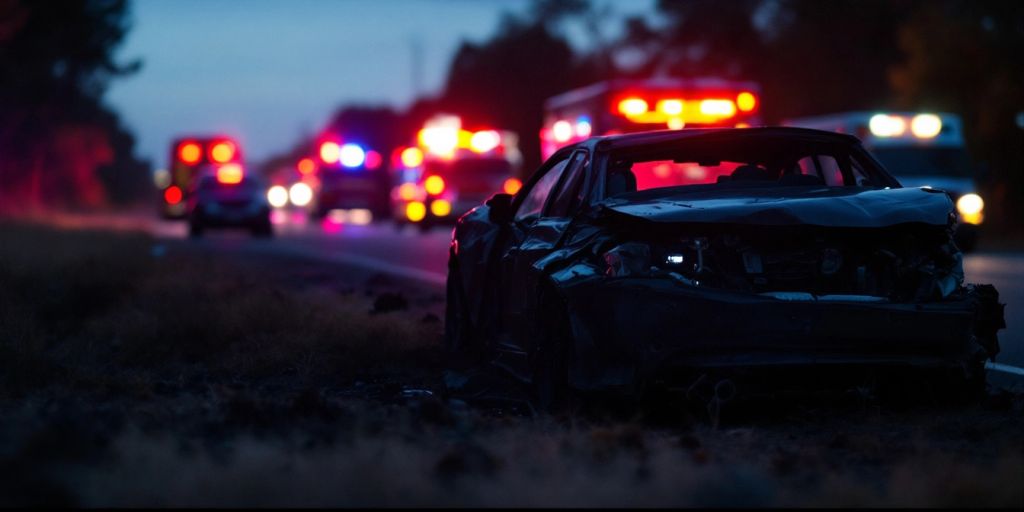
[
  {"left": 178, "top": 142, "right": 201, "bottom": 164},
  {"left": 552, "top": 120, "right": 573, "bottom": 143},
  {"left": 339, "top": 143, "right": 366, "bottom": 168},
  {"left": 911, "top": 114, "right": 942, "bottom": 138},
  {"left": 470, "top": 130, "right": 501, "bottom": 153},
  {"left": 869, "top": 114, "right": 907, "bottom": 137},
  {"left": 320, "top": 141, "right": 341, "bottom": 164}
]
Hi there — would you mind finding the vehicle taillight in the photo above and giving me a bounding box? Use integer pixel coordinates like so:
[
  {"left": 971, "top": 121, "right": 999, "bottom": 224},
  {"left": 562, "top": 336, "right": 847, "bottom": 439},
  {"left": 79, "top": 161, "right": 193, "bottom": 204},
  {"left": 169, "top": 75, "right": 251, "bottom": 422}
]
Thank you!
[
  {"left": 164, "top": 185, "right": 183, "bottom": 204},
  {"left": 469, "top": 130, "right": 501, "bottom": 153},
  {"left": 178, "top": 142, "right": 201, "bottom": 164},
  {"left": 216, "top": 163, "right": 244, "bottom": 184},
  {"left": 209, "top": 141, "right": 236, "bottom": 163},
  {"left": 503, "top": 178, "right": 522, "bottom": 195},
  {"left": 424, "top": 175, "right": 445, "bottom": 196},
  {"left": 320, "top": 141, "right": 341, "bottom": 164},
  {"left": 736, "top": 92, "right": 757, "bottom": 112},
  {"left": 297, "top": 158, "right": 316, "bottom": 175},
  {"left": 618, "top": 97, "right": 648, "bottom": 117},
  {"left": 400, "top": 147, "right": 424, "bottom": 168}
]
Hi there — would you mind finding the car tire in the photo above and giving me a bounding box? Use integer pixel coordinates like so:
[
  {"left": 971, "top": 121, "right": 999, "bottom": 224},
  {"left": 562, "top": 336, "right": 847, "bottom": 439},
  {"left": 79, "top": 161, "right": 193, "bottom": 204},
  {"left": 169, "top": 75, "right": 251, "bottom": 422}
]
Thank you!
[
  {"left": 531, "top": 285, "right": 573, "bottom": 414},
  {"left": 251, "top": 218, "right": 273, "bottom": 238},
  {"left": 188, "top": 220, "right": 204, "bottom": 238},
  {"left": 444, "top": 258, "right": 475, "bottom": 353}
]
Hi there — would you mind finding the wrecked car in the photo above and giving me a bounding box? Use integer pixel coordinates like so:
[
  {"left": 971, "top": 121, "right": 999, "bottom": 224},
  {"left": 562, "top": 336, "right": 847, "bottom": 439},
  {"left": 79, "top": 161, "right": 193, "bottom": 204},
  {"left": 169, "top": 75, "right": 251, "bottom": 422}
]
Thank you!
[{"left": 445, "top": 127, "right": 1005, "bottom": 408}]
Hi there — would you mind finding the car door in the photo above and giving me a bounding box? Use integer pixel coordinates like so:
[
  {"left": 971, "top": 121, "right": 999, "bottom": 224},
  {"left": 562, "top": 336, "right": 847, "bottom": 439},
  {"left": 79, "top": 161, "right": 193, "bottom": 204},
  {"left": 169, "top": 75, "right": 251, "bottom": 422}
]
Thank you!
[{"left": 495, "top": 150, "right": 590, "bottom": 364}]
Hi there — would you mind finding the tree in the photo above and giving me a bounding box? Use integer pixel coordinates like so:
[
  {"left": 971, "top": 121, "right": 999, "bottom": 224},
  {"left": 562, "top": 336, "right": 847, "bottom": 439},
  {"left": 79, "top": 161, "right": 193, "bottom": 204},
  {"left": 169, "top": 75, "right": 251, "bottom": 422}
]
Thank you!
[
  {"left": 0, "top": 0, "right": 147, "bottom": 211},
  {"left": 889, "top": 0, "right": 1024, "bottom": 232},
  {"left": 437, "top": 12, "right": 600, "bottom": 173}
]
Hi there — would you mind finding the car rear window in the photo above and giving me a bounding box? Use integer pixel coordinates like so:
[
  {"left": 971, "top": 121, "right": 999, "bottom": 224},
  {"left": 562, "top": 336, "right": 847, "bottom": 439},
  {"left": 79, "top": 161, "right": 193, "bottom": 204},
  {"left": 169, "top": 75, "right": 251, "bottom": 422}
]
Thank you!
[{"left": 608, "top": 135, "right": 883, "bottom": 195}]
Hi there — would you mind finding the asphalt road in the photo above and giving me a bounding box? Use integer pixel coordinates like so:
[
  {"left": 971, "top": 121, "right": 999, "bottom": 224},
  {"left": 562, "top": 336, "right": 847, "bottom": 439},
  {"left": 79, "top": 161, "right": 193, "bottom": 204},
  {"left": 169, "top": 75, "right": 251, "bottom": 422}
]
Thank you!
[{"left": 42, "top": 209, "right": 1024, "bottom": 372}]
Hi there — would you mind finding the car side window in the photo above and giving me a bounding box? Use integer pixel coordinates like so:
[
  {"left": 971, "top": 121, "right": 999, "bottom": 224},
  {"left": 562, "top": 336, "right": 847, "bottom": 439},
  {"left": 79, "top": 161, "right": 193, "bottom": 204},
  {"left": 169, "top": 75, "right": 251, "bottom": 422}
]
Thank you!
[
  {"left": 545, "top": 153, "right": 589, "bottom": 218},
  {"left": 515, "top": 157, "right": 570, "bottom": 223}
]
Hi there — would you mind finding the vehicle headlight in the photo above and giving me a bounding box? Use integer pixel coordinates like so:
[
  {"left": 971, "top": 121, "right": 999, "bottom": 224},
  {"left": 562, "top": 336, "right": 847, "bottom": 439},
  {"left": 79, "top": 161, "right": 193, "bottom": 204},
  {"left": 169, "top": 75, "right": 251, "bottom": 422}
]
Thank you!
[
  {"left": 267, "top": 185, "right": 289, "bottom": 208},
  {"left": 956, "top": 193, "right": 984, "bottom": 225},
  {"left": 289, "top": 182, "right": 313, "bottom": 207},
  {"left": 603, "top": 243, "right": 650, "bottom": 277}
]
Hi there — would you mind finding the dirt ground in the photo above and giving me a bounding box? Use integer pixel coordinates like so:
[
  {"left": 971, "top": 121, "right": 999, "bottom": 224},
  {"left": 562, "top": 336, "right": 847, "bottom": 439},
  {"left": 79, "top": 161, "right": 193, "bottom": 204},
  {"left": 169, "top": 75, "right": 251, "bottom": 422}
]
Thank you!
[{"left": 0, "top": 221, "right": 1021, "bottom": 507}]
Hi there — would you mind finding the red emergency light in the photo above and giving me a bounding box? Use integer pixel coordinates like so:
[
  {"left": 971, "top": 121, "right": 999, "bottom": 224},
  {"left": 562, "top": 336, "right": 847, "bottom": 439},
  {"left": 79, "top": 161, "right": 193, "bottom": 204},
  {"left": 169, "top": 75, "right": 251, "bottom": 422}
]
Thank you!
[
  {"left": 178, "top": 141, "right": 202, "bottom": 165},
  {"left": 209, "top": 141, "right": 236, "bottom": 163},
  {"left": 164, "top": 185, "right": 183, "bottom": 204}
]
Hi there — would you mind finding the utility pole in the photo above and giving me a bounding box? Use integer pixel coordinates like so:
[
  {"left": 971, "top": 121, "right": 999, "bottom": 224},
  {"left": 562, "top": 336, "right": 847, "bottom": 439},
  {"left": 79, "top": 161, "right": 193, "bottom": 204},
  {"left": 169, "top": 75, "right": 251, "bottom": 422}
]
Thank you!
[{"left": 409, "top": 34, "right": 424, "bottom": 101}]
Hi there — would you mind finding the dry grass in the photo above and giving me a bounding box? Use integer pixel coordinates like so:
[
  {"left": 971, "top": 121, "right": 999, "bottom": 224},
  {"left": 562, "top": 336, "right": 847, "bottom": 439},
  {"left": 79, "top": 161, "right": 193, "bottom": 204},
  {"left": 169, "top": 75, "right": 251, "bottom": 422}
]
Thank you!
[{"left": 0, "top": 220, "right": 1021, "bottom": 507}]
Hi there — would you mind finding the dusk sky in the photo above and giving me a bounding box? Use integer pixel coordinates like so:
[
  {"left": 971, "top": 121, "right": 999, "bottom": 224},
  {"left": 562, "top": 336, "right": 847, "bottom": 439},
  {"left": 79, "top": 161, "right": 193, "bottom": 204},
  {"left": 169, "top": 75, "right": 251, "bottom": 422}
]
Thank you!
[{"left": 106, "top": 0, "right": 656, "bottom": 165}]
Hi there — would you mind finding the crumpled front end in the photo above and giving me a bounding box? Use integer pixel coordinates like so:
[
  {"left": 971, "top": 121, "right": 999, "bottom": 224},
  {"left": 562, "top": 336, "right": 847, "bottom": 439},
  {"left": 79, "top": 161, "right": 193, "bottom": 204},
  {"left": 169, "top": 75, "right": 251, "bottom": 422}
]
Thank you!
[{"left": 542, "top": 215, "right": 1005, "bottom": 391}]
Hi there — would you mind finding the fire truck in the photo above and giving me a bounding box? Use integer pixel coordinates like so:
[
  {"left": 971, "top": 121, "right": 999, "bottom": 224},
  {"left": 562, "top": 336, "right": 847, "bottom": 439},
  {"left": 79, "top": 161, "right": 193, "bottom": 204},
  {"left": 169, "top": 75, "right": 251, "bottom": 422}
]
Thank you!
[
  {"left": 160, "top": 136, "right": 244, "bottom": 219},
  {"left": 541, "top": 78, "right": 763, "bottom": 160},
  {"left": 391, "top": 114, "right": 523, "bottom": 232}
]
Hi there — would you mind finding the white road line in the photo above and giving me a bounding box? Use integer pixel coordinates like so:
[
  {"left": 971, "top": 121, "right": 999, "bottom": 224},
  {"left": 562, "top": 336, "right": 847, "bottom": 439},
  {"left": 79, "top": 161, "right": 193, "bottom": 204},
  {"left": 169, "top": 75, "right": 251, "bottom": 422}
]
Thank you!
[{"left": 986, "top": 361, "right": 1024, "bottom": 377}]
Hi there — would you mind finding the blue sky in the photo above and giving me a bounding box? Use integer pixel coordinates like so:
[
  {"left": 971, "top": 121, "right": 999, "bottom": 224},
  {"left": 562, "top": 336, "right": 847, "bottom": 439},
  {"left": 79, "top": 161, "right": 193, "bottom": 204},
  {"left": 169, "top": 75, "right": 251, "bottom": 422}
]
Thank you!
[{"left": 106, "top": 0, "right": 656, "bottom": 164}]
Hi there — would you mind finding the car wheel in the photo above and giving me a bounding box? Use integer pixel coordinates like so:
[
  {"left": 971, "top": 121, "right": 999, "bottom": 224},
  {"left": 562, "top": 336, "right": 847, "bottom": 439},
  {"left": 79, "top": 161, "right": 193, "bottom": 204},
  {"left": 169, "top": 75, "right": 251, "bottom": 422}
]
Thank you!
[
  {"left": 188, "top": 220, "right": 204, "bottom": 238},
  {"left": 251, "top": 218, "right": 273, "bottom": 238},
  {"left": 531, "top": 286, "right": 573, "bottom": 414},
  {"left": 445, "top": 258, "right": 475, "bottom": 353}
]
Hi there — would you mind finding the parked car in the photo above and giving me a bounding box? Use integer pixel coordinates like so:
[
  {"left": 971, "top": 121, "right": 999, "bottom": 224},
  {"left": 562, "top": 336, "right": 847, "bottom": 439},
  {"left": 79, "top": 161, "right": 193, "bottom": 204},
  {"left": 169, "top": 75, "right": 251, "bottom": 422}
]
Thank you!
[
  {"left": 445, "top": 127, "right": 1005, "bottom": 409},
  {"left": 187, "top": 166, "right": 272, "bottom": 238}
]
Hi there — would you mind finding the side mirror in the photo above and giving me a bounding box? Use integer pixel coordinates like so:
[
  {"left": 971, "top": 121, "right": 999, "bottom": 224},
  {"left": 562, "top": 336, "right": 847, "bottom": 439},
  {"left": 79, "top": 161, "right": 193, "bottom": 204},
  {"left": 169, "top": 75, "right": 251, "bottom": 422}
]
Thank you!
[{"left": 486, "top": 193, "right": 514, "bottom": 223}]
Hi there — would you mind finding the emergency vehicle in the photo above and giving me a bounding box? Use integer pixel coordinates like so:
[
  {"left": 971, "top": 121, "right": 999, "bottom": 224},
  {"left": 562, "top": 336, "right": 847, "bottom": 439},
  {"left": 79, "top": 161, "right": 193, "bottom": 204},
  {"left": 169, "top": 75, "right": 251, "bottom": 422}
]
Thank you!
[
  {"left": 784, "top": 111, "right": 983, "bottom": 251},
  {"left": 391, "top": 114, "right": 523, "bottom": 232},
  {"left": 308, "top": 135, "right": 388, "bottom": 222},
  {"left": 541, "top": 78, "right": 763, "bottom": 160},
  {"left": 160, "top": 136, "right": 243, "bottom": 219}
]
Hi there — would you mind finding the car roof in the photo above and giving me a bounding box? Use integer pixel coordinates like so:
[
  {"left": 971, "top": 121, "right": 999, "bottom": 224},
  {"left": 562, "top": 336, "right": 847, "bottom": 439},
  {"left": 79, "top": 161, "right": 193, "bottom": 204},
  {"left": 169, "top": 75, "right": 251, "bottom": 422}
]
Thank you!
[{"left": 588, "top": 126, "right": 861, "bottom": 152}]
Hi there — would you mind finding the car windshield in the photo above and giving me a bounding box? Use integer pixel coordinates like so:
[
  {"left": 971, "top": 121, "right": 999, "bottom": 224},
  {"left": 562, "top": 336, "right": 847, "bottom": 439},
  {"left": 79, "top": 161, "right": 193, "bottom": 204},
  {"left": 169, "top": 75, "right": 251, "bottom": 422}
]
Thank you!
[
  {"left": 870, "top": 147, "right": 972, "bottom": 178},
  {"left": 606, "top": 133, "right": 886, "bottom": 195}
]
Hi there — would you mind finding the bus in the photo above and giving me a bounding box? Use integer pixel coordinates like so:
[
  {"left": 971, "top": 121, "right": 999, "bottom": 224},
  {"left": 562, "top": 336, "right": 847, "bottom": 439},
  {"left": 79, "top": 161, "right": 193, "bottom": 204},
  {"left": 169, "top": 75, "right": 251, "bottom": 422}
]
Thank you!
[
  {"left": 541, "top": 77, "right": 763, "bottom": 160},
  {"left": 784, "top": 111, "right": 983, "bottom": 251}
]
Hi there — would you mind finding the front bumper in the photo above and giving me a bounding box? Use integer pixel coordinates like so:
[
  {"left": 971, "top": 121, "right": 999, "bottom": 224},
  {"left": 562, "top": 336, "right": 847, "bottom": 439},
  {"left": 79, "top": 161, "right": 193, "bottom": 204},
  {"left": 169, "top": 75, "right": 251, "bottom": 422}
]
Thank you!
[{"left": 561, "top": 278, "right": 999, "bottom": 389}]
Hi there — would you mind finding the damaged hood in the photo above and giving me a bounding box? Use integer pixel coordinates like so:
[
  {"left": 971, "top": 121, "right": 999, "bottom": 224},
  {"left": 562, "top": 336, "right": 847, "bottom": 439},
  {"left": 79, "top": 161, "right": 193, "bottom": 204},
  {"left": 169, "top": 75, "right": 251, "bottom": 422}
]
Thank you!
[{"left": 602, "top": 186, "right": 953, "bottom": 228}]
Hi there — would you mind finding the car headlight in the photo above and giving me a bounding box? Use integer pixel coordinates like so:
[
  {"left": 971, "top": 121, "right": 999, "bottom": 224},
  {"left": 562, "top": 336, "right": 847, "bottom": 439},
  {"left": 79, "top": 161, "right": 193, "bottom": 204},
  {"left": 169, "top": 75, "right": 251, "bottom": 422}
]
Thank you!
[
  {"left": 267, "top": 185, "right": 289, "bottom": 208},
  {"left": 289, "top": 182, "right": 313, "bottom": 207},
  {"left": 956, "top": 193, "right": 984, "bottom": 225}
]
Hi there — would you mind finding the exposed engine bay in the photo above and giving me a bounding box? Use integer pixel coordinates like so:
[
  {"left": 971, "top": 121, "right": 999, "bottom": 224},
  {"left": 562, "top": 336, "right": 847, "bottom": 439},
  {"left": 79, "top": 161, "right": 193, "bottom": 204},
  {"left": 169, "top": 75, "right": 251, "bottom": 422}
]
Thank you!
[{"left": 600, "top": 223, "right": 965, "bottom": 303}]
